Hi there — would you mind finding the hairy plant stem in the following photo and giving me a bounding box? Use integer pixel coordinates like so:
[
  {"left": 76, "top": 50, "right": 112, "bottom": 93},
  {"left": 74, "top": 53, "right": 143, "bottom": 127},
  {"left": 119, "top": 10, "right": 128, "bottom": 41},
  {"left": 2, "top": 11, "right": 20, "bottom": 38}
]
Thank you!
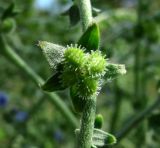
[
  {"left": 0, "top": 35, "right": 78, "bottom": 128},
  {"left": 78, "top": 95, "right": 96, "bottom": 148},
  {"left": 77, "top": 0, "right": 96, "bottom": 147},
  {"left": 77, "top": 0, "right": 92, "bottom": 31}
]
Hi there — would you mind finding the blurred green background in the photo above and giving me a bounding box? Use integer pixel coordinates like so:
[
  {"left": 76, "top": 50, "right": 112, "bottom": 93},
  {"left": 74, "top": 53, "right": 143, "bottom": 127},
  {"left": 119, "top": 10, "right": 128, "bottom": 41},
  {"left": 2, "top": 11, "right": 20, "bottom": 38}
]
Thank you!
[{"left": 0, "top": 0, "right": 160, "bottom": 147}]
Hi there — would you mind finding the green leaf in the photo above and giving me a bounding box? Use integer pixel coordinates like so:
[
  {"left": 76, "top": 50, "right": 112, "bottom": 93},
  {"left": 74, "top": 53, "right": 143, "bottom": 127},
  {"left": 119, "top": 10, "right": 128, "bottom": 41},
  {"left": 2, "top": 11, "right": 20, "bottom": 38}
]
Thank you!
[
  {"left": 38, "top": 41, "right": 65, "bottom": 70},
  {"left": 94, "top": 114, "right": 103, "bottom": 129},
  {"left": 92, "top": 128, "right": 117, "bottom": 147},
  {"left": 69, "top": 4, "right": 80, "bottom": 26},
  {"left": 41, "top": 71, "right": 65, "bottom": 92},
  {"left": 78, "top": 23, "right": 100, "bottom": 52}
]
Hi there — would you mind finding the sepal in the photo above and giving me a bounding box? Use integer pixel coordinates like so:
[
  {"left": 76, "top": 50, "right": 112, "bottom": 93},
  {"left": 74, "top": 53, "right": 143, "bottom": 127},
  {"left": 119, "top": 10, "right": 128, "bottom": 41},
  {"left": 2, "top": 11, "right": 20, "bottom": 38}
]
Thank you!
[
  {"left": 92, "top": 128, "right": 117, "bottom": 147},
  {"left": 78, "top": 23, "right": 100, "bottom": 52},
  {"left": 75, "top": 128, "right": 117, "bottom": 147},
  {"left": 38, "top": 41, "right": 65, "bottom": 70},
  {"left": 41, "top": 71, "right": 65, "bottom": 92},
  {"left": 104, "top": 63, "right": 126, "bottom": 82}
]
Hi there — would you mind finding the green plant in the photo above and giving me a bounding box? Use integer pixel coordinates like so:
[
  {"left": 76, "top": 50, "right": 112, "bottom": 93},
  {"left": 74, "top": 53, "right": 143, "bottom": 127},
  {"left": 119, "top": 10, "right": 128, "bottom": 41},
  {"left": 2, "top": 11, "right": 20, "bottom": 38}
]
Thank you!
[
  {"left": 1, "top": 0, "right": 160, "bottom": 147},
  {"left": 38, "top": 0, "right": 126, "bottom": 147}
]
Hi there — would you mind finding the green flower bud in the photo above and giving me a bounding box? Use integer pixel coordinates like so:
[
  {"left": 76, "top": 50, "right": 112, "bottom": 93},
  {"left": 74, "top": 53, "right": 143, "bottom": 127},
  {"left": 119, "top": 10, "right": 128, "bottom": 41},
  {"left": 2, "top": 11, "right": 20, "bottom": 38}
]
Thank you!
[{"left": 94, "top": 114, "right": 103, "bottom": 129}]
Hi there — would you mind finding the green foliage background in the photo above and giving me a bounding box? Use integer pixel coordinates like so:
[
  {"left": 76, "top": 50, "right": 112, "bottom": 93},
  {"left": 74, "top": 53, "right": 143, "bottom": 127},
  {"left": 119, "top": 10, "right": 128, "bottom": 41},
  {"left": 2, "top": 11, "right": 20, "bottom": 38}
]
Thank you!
[{"left": 0, "top": 0, "right": 160, "bottom": 147}]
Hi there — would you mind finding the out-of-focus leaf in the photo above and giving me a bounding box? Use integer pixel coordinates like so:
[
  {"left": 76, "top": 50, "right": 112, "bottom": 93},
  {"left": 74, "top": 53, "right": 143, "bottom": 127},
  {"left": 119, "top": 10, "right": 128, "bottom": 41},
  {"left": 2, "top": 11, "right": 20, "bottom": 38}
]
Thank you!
[
  {"left": 152, "top": 11, "right": 160, "bottom": 23},
  {"left": 38, "top": 41, "right": 65, "bottom": 70},
  {"left": 1, "top": 2, "right": 19, "bottom": 20},
  {"left": 0, "top": 7, "right": 4, "bottom": 17},
  {"left": 156, "top": 78, "right": 160, "bottom": 91},
  {"left": 0, "top": 128, "right": 6, "bottom": 140},
  {"left": 0, "top": 18, "right": 16, "bottom": 33},
  {"left": 69, "top": 4, "right": 80, "bottom": 26},
  {"left": 148, "top": 112, "right": 160, "bottom": 130},
  {"left": 78, "top": 23, "right": 100, "bottom": 52}
]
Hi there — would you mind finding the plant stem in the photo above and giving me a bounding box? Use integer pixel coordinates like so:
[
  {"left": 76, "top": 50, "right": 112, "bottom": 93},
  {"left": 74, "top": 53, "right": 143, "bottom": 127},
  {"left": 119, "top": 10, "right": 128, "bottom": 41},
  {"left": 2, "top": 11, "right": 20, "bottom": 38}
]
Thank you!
[
  {"left": 116, "top": 94, "right": 160, "bottom": 141},
  {"left": 0, "top": 35, "right": 78, "bottom": 128},
  {"left": 77, "top": 0, "right": 96, "bottom": 146},
  {"left": 78, "top": 0, "right": 92, "bottom": 31},
  {"left": 77, "top": 0, "right": 96, "bottom": 147},
  {"left": 78, "top": 95, "right": 96, "bottom": 148}
]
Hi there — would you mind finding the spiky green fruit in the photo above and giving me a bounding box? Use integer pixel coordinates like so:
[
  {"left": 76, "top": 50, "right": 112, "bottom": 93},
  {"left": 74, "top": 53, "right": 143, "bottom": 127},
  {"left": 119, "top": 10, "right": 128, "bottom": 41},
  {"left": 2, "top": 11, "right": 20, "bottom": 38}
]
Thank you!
[
  {"left": 61, "top": 46, "right": 86, "bottom": 87},
  {"left": 41, "top": 44, "right": 107, "bottom": 101},
  {"left": 87, "top": 51, "right": 106, "bottom": 78},
  {"left": 64, "top": 46, "right": 86, "bottom": 68},
  {"left": 77, "top": 78, "right": 99, "bottom": 97},
  {"left": 61, "top": 45, "right": 106, "bottom": 97}
]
